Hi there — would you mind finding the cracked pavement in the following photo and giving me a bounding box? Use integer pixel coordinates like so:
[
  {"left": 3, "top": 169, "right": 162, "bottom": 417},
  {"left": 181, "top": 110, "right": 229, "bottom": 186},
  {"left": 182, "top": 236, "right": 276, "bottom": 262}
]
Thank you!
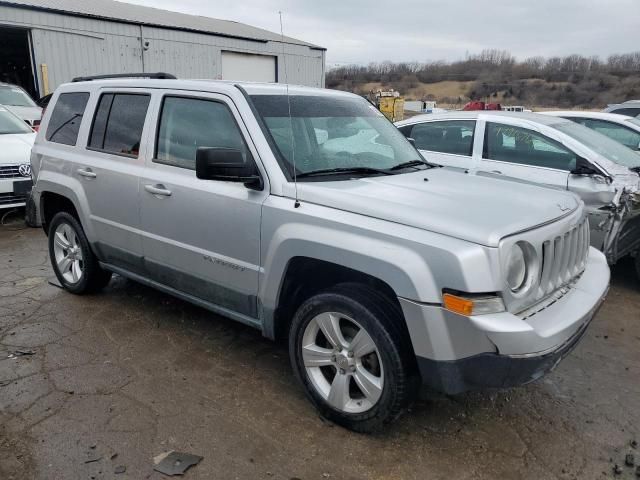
[{"left": 1, "top": 224, "right": 639, "bottom": 479}]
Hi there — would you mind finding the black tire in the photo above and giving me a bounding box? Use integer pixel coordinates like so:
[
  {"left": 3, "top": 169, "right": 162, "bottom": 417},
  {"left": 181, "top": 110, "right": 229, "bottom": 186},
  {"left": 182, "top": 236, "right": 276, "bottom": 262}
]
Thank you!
[
  {"left": 635, "top": 253, "right": 640, "bottom": 282},
  {"left": 289, "top": 283, "right": 418, "bottom": 432},
  {"left": 48, "top": 211, "right": 111, "bottom": 294}
]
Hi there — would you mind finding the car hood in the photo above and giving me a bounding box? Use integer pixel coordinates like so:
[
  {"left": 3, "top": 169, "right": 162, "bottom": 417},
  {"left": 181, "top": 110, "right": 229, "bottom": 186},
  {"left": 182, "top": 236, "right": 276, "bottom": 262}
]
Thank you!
[
  {"left": 0, "top": 133, "right": 36, "bottom": 165},
  {"left": 5, "top": 105, "right": 42, "bottom": 123},
  {"left": 290, "top": 168, "right": 580, "bottom": 247}
]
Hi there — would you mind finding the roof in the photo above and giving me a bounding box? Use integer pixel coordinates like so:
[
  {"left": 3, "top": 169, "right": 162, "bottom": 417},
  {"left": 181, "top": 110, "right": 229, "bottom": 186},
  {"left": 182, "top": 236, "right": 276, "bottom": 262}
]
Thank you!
[
  {"left": 0, "top": 0, "right": 324, "bottom": 49},
  {"left": 61, "top": 77, "right": 354, "bottom": 98},
  {"left": 542, "top": 111, "right": 638, "bottom": 121},
  {"left": 396, "top": 110, "right": 570, "bottom": 127}
]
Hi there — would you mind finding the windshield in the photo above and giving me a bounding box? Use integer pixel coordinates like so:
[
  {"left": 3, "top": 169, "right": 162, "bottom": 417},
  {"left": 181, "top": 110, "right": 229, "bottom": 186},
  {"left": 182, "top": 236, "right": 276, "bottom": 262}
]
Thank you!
[
  {"left": 250, "top": 94, "right": 423, "bottom": 179},
  {"left": 625, "top": 117, "right": 640, "bottom": 129},
  {"left": 553, "top": 121, "right": 640, "bottom": 169},
  {"left": 0, "top": 107, "right": 32, "bottom": 134},
  {"left": 0, "top": 86, "right": 37, "bottom": 107}
]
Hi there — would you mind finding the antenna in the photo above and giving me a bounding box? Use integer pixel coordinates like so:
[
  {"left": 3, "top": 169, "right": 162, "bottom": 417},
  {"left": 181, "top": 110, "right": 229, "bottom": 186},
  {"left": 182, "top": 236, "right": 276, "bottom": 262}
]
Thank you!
[{"left": 279, "top": 11, "right": 300, "bottom": 208}]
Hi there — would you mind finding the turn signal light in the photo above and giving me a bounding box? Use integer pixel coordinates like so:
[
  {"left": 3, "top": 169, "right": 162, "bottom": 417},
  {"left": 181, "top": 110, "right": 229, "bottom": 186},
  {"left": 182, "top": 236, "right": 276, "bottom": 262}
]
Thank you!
[
  {"left": 443, "top": 293, "right": 474, "bottom": 315},
  {"left": 442, "top": 292, "right": 506, "bottom": 316}
]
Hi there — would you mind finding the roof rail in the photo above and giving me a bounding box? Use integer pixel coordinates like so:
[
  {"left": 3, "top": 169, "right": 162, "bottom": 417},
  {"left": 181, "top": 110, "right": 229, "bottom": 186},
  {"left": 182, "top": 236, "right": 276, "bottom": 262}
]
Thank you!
[{"left": 72, "top": 72, "right": 176, "bottom": 82}]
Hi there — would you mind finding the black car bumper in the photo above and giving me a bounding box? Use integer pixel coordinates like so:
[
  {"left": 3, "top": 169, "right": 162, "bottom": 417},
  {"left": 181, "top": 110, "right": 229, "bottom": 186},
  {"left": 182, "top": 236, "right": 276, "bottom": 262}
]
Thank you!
[{"left": 416, "top": 313, "right": 594, "bottom": 395}]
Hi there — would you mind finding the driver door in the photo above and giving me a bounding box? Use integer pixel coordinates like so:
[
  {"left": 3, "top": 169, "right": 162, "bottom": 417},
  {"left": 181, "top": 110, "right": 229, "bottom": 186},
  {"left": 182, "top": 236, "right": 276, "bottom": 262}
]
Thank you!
[{"left": 139, "top": 91, "right": 268, "bottom": 322}]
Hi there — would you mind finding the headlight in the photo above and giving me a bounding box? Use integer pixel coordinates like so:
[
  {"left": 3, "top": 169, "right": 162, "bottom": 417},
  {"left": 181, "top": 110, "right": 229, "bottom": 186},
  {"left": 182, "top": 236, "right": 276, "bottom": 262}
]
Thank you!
[{"left": 505, "top": 244, "right": 527, "bottom": 292}]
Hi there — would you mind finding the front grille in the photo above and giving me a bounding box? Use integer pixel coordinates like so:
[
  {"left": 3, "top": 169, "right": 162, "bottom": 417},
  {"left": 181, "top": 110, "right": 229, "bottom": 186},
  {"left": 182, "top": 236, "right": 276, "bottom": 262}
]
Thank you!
[
  {"left": 0, "top": 192, "right": 27, "bottom": 205},
  {"left": 0, "top": 165, "right": 23, "bottom": 179},
  {"left": 538, "top": 217, "right": 590, "bottom": 297}
]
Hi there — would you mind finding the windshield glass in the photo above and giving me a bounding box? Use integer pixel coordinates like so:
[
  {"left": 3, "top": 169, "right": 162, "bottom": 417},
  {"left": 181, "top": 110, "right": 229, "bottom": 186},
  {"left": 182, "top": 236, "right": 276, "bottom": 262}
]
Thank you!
[
  {"left": 553, "top": 121, "right": 640, "bottom": 169},
  {"left": 625, "top": 117, "right": 640, "bottom": 129},
  {"left": 0, "top": 107, "right": 32, "bottom": 134},
  {"left": 250, "top": 94, "right": 422, "bottom": 179},
  {"left": 0, "top": 86, "right": 37, "bottom": 107}
]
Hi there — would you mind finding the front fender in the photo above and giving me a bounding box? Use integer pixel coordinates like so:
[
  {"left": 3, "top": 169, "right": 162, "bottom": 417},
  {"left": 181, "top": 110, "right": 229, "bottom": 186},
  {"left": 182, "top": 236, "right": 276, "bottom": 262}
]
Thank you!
[{"left": 258, "top": 197, "right": 500, "bottom": 312}]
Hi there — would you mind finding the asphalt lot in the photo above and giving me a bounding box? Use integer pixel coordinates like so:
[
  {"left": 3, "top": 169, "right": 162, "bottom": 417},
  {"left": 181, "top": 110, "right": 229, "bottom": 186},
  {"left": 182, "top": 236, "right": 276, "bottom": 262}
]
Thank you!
[{"left": 1, "top": 218, "right": 639, "bottom": 480}]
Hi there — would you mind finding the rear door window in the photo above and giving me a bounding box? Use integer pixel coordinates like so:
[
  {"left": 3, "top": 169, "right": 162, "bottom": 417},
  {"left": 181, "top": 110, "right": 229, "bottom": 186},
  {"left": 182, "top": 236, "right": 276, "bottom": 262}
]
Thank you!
[
  {"left": 154, "top": 96, "right": 250, "bottom": 170},
  {"left": 88, "top": 93, "right": 150, "bottom": 157},
  {"left": 404, "top": 121, "right": 475, "bottom": 156},
  {"left": 46, "top": 92, "right": 89, "bottom": 146},
  {"left": 483, "top": 122, "right": 578, "bottom": 171}
]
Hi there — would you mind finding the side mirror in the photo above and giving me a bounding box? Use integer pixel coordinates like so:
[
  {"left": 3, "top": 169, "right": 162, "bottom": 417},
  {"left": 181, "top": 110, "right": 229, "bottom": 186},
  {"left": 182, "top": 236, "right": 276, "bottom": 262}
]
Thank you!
[
  {"left": 196, "top": 147, "right": 263, "bottom": 190},
  {"left": 569, "top": 157, "right": 600, "bottom": 176},
  {"left": 407, "top": 137, "right": 416, "bottom": 147}
]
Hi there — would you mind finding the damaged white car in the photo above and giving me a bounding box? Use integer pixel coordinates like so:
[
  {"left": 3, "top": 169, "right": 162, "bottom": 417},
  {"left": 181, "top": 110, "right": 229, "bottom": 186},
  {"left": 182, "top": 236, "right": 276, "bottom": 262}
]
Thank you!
[{"left": 396, "top": 112, "right": 640, "bottom": 278}]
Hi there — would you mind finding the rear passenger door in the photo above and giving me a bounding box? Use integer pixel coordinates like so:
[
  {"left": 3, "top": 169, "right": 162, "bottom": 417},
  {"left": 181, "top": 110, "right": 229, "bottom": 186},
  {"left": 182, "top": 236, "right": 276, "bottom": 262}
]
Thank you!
[
  {"left": 398, "top": 120, "right": 476, "bottom": 169},
  {"left": 139, "top": 92, "right": 268, "bottom": 322},
  {"left": 477, "top": 121, "right": 573, "bottom": 190},
  {"left": 81, "top": 90, "right": 151, "bottom": 273}
]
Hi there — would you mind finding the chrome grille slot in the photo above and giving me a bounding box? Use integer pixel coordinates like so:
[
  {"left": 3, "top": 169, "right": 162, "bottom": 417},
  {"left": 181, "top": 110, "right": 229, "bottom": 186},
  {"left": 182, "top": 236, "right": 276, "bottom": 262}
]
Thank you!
[
  {"left": 0, "top": 193, "right": 28, "bottom": 205},
  {"left": 538, "top": 217, "right": 589, "bottom": 298},
  {"left": 0, "top": 165, "right": 23, "bottom": 178}
]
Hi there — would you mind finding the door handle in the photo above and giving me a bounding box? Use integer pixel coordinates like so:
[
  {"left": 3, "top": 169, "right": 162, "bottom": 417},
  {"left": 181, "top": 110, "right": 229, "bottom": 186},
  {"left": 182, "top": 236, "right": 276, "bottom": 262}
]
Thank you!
[
  {"left": 491, "top": 170, "right": 503, "bottom": 175},
  {"left": 77, "top": 168, "right": 97, "bottom": 178},
  {"left": 144, "top": 184, "right": 172, "bottom": 197}
]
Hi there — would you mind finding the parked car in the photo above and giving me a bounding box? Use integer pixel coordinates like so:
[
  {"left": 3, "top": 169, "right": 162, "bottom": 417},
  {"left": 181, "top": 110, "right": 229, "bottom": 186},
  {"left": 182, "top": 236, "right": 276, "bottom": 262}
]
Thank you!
[
  {"left": 603, "top": 100, "right": 640, "bottom": 118},
  {"left": 31, "top": 76, "right": 610, "bottom": 431},
  {"left": 543, "top": 111, "right": 640, "bottom": 152},
  {"left": 0, "top": 105, "right": 36, "bottom": 209},
  {"left": 0, "top": 82, "right": 42, "bottom": 129},
  {"left": 396, "top": 111, "right": 640, "bottom": 279}
]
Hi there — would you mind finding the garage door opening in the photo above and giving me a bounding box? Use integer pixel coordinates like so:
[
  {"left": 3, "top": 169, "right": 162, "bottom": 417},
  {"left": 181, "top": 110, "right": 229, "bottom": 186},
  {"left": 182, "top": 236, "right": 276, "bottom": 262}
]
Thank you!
[
  {"left": 0, "top": 26, "right": 37, "bottom": 98},
  {"left": 221, "top": 51, "right": 276, "bottom": 83}
]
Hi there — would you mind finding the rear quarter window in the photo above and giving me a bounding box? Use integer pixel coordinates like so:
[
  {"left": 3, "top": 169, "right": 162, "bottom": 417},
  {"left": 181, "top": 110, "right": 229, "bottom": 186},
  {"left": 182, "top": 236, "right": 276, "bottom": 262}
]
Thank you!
[
  {"left": 88, "top": 93, "right": 150, "bottom": 157},
  {"left": 45, "top": 92, "right": 90, "bottom": 146}
]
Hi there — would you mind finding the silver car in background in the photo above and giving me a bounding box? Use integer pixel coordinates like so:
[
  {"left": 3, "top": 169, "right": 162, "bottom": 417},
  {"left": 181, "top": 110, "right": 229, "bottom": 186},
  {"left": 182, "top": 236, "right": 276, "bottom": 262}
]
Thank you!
[
  {"left": 543, "top": 111, "right": 640, "bottom": 152},
  {"left": 396, "top": 112, "right": 640, "bottom": 278},
  {"left": 0, "top": 82, "right": 42, "bottom": 129},
  {"left": 603, "top": 100, "right": 640, "bottom": 118}
]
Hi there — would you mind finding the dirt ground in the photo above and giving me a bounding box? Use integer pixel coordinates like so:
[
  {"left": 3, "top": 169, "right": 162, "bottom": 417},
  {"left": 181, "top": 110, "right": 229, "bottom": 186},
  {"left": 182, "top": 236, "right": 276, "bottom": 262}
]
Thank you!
[{"left": 1, "top": 220, "right": 639, "bottom": 480}]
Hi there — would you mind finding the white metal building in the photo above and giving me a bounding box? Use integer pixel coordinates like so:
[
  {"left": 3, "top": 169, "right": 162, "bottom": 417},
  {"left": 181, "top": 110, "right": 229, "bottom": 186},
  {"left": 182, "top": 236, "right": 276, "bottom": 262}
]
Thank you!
[{"left": 0, "top": 0, "right": 326, "bottom": 98}]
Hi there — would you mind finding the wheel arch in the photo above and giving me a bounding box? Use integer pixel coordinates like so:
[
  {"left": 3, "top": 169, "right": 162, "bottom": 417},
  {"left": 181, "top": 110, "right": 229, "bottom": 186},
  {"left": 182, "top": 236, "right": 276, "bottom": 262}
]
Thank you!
[
  {"left": 38, "top": 181, "right": 92, "bottom": 239},
  {"left": 264, "top": 255, "right": 415, "bottom": 344}
]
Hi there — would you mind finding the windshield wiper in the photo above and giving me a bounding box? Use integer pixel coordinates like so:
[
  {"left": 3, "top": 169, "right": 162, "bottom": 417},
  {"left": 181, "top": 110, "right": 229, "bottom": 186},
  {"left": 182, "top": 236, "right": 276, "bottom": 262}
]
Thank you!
[
  {"left": 389, "top": 159, "right": 439, "bottom": 170},
  {"left": 296, "top": 167, "right": 393, "bottom": 178}
]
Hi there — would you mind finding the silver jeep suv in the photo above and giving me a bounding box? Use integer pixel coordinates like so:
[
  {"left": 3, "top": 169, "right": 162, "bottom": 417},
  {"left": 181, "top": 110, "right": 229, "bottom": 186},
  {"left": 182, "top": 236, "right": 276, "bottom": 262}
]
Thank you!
[{"left": 30, "top": 75, "right": 610, "bottom": 431}]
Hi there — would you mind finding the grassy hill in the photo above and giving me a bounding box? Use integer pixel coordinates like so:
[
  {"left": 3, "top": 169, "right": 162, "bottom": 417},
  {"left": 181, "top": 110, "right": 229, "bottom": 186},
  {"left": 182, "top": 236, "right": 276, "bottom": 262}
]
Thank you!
[{"left": 326, "top": 50, "right": 640, "bottom": 109}]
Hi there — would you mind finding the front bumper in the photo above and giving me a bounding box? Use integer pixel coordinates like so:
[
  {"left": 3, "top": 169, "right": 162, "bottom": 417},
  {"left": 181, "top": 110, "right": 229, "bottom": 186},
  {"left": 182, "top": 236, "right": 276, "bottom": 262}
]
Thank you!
[
  {"left": 0, "top": 177, "right": 32, "bottom": 209},
  {"left": 400, "top": 247, "right": 610, "bottom": 395}
]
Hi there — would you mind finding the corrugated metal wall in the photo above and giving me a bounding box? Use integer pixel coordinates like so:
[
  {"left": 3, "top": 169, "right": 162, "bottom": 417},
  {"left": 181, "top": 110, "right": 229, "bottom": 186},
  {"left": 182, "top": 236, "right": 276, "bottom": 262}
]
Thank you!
[{"left": 0, "top": 4, "right": 325, "bottom": 95}]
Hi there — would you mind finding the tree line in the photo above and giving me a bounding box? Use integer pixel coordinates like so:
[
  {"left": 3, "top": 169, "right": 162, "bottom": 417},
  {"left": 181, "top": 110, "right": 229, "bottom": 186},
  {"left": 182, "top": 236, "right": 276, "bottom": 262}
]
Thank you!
[{"left": 325, "top": 50, "right": 640, "bottom": 108}]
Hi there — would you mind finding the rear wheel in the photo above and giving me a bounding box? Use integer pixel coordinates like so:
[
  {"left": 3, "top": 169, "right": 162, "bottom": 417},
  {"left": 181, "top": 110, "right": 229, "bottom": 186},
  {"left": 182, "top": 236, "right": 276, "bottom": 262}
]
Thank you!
[
  {"left": 48, "top": 212, "right": 111, "bottom": 294},
  {"left": 289, "top": 283, "right": 418, "bottom": 432}
]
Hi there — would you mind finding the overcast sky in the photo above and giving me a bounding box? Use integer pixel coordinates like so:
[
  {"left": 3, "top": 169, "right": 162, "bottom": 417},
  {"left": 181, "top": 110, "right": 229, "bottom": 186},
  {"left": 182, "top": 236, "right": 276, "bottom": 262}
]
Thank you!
[{"left": 123, "top": 0, "right": 639, "bottom": 66}]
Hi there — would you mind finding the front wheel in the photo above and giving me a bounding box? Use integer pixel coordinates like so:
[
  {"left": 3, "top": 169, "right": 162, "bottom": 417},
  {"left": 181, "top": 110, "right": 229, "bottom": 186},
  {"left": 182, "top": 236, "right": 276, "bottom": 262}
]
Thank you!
[
  {"left": 48, "top": 212, "right": 112, "bottom": 294},
  {"left": 289, "top": 283, "right": 418, "bottom": 432}
]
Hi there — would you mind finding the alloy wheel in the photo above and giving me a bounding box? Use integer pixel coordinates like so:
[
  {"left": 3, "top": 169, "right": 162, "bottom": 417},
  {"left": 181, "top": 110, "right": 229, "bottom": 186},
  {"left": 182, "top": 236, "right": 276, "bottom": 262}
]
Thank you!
[
  {"left": 52, "top": 222, "right": 84, "bottom": 284},
  {"left": 301, "top": 312, "right": 384, "bottom": 414}
]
